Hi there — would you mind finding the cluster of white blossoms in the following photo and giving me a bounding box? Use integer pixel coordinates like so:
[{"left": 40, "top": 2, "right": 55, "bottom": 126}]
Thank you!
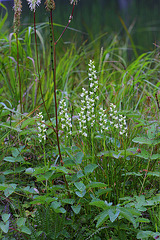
[
  {"left": 59, "top": 98, "right": 72, "bottom": 136},
  {"left": 109, "top": 103, "right": 127, "bottom": 136},
  {"left": 70, "top": 0, "right": 80, "bottom": 4},
  {"left": 78, "top": 60, "right": 99, "bottom": 137},
  {"left": 36, "top": 112, "right": 46, "bottom": 142},
  {"left": 27, "top": 0, "right": 41, "bottom": 12},
  {"left": 99, "top": 108, "right": 108, "bottom": 133}
]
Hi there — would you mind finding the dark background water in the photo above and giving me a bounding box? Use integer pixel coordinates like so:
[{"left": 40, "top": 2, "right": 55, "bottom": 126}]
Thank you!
[{"left": 1, "top": 0, "right": 160, "bottom": 52}]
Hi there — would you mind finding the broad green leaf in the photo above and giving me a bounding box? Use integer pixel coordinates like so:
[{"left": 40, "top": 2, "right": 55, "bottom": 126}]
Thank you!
[
  {"left": 51, "top": 185, "right": 65, "bottom": 190},
  {"left": 89, "top": 200, "right": 111, "bottom": 210},
  {"left": 74, "top": 182, "right": 86, "bottom": 192},
  {"left": 12, "top": 148, "right": 19, "bottom": 157},
  {"left": 75, "top": 152, "right": 84, "bottom": 164},
  {"left": 97, "top": 150, "right": 116, "bottom": 157},
  {"left": 15, "top": 155, "right": 24, "bottom": 162},
  {"left": 14, "top": 167, "right": 26, "bottom": 173},
  {"left": 77, "top": 170, "right": 84, "bottom": 179},
  {"left": 17, "top": 218, "right": 26, "bottom": 227},
  {"left": 0, "top": 184, "right": 7, "bottom": 191},
  {"left": 120, "top": 208, "right": 136, "bottom": 228},
  {"left": 54, "top": 207, "right": 66, "bottom": 214},
  {"left": 3, "top": 156, "right": 16, "bottom": 162},
  {"left": 0, "top": 221, "right": 9, "bottom": 233},
  {"left": 95, "top": 210, "right": 109, "bottom": 228},
  {"left": 51, "top": 166, "right": 69, "bottom": 174},
  {"left": 136, "top": 149, "right": 150, "bottom": 159},
  {"left": 21, "top": 118, "right": 35, "bottom": 129},
  {"left": 21, "top": 226, "right": 31, "bottom": 235},
  {"left": 25, "top": 168, "right": 35, "bottom": 174},
  {"left": 2, "top": 214, "right": 10, "bottom": 223},
  {"left": 75, "top": 190, "right": 86, "bottom": 197},
  {"left": 132, "top": 137, "right": 153, "bottom": 145},
  {"left": 84, "top": 164, "right": 98, "bottom": 175},
  {"left": 51, "top": 201, "right": 61, "bottom": 209},
  {"left": 137, "top": 218, "right": 150, "bottom": 223},
  {"left": 0, "top": 175, "right": 5, "bottom": 184},
  {"left": 44, "top": 171, "right": 54, "bottom": 180},
  {"left": 147, "top": 124, "right": 157, "bottom": 139},
  {"left": 151, "top": 154, "right": 160, "bottom": 160},
  {"left": 95, "top": 188, "right": 112, "bottom": 197},
  {"left": 3, "top": 170, "right": 14, "bottom": 175},
  {"left": 147, "top": 172, "right": 160, "bottom": 177},
  {"left": 86, "top": 182, "right": 108, "bottom": 189},
  {"left": 108, "top": 209, "right": 120, "bottom": 222},
  {"left": 45, "top": 197, "right": 55, "bottom": 204},
  {"left": 137, "top": 230, "right": 153, "bottom": 239},
  {"left": 71, "top": 205, "right": 81, "bottom": 214},
  {"left": 4, "top": 184, "right": 17, "bottom": 197},
  {"left": 61, "top": 199, "right": 75, "bottom": 205}
]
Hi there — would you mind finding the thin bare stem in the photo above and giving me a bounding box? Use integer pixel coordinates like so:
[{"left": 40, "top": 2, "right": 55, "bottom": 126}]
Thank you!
[
  {"left": 55, "top": 3, "right": 75, "bottom": 45},
  {"left": 50, "top": 11, "right": 71, "bottom": 197},
  {"left": 16, "top": 33, "right": 22, "bottom": 115},
  {"left": 33, "top": 11, "right": 52, "bottom": 124}
]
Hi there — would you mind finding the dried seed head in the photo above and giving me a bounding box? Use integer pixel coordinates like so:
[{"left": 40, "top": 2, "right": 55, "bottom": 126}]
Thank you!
[
  {"left": 45, "top": 0, "right": 55, "bottom": 11},
  {"left": 13, "top": 0, "right": 22, "bottom": 33}
]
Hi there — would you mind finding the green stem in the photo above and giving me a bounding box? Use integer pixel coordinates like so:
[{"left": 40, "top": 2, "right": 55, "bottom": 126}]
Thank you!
[
  {"left": 43, "top": 141, "right": 46, "bottom": 167},
  {"left": 139, "top": 146, "right": 153, "bottom": 196}
]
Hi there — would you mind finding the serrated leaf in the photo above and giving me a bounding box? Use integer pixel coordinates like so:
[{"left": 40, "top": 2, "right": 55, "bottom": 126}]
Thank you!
[
  {"left": 2, "top": 214, "right": 10, "bottom": 223},
  {"left": 0, "top": 221, "right": 9, "bottom": 233},
  {"left": 21, "top": 226, "right": 31, "bottom": 235},
  {"left": 89, "top": 200, "right": 110, "bottom": 210},
  {"left": 95, "top": 210, "right": 109, "bottom": 228},
  {"left": 86, "top": 182, "right": 108, "bottom": 189},
  {"left": 108, "top": 209, "right": 120, "bottom": 222},
  {"left": 71, "top": 205, "right": 81, "bottom": 214},
  {"left": 137, "top": 218, "right": 150, "bottom": 223},
  {"left": 84, "top": 164, "right": 98, "bottom": 175},
  {"left": 120, "top": 208, "right": 136, "bottom": 228}
]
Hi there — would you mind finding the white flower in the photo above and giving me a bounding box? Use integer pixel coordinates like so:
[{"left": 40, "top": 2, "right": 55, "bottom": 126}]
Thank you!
[
  {"left": 27, "top": 0, "right": 41, "bottom": 11},
  {"left": 36, "top": 112, "right": 46, "bottom": 143}
]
